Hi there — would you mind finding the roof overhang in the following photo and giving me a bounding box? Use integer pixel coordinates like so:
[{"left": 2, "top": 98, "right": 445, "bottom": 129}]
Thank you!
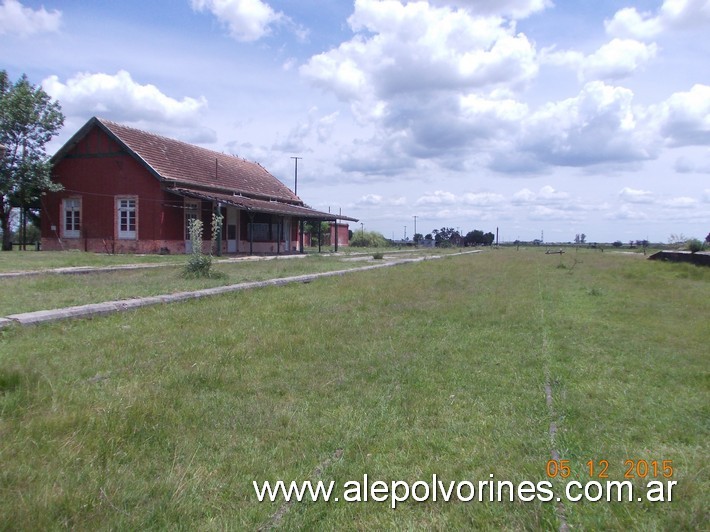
[{"left": 171, "top": 187, "right": 359, "bottom": 222}]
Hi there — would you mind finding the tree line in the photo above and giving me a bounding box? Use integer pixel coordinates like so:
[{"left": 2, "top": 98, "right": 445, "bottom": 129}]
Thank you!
[{"left": 412, "top": 227, "right": 495, "bottom": 247}]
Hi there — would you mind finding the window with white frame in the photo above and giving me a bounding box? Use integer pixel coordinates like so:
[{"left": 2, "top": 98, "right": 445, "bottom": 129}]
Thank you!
[
  {"left": 63, "top": 198, "right": 81, "bottom": 238},
  {"left": 117, "top": 198, "right": 137, "bottom": 239}
]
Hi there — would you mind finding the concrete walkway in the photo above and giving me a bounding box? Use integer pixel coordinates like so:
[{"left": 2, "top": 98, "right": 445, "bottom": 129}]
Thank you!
[{"left": 0, "top": 251, "right": 481, "bottom": 328}]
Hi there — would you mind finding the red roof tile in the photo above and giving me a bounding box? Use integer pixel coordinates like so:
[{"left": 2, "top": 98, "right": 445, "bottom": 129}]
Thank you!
[{"left": 96, "top": 118, "right": 299, "bottom": 202}]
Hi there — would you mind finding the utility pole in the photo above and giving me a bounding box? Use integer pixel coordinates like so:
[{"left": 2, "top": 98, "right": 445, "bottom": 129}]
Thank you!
[
  {"left": 291, "top": 156, "right": 302, "bottom": 196},
  {"left": 413, "top": 215, "right": 417, "bottom": 238}
]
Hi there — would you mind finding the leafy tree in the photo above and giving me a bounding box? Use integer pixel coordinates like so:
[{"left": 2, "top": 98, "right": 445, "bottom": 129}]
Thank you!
[
  {"left": 432, "top": 227, "right": 460, "bottom": 245},
  {"left": 705, "top": 232, "right": 710, "bottom": 244},
  {"left": 465, "top": 229, "right": 484, "bottom": 246},
  {"left": 0, "top": 71, "right": 64, "bottom": 250},
  {"left": 413, "top": 233, "right": 423, "bottom": 244},
  {"left": 612, "top": 240, "right": 623, "bottom": 248}
]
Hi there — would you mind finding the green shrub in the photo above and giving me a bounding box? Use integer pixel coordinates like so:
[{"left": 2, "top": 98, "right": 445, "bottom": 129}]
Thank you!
[
  {"left": 372, "top": 252, "right": 384, "bottom": 260},
  {"left": 350, "top": 230, "right": 389, "bottom": 248},
  {"left": 687, "top": 239, "right": 704, "bottom": 253}
]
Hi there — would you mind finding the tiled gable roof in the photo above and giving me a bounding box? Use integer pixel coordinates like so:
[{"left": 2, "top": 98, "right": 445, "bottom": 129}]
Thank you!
[{"left": 58, "top": 117, "right": 301, "bottom": 203}]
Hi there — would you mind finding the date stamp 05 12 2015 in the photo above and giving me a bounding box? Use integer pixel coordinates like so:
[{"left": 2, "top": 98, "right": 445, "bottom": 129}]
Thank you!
[
  {"left": 546, "top": 459, "right": 677, "bottom": 502},
  {"left": 546, "top": 459, "right": 674, "bottom": 480}
]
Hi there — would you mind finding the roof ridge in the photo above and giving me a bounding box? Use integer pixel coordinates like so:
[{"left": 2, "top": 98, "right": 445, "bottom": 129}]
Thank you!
[{"left": 97, "top": 117, "right": 252, "bottom": 164}]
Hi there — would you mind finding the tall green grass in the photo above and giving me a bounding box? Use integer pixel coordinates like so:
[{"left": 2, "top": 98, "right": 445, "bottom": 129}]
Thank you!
[{"left": 0, "top": 250, "right": 707, "bottom": 529}]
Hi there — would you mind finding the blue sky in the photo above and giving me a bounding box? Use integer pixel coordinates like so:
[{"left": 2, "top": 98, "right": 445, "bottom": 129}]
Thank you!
[{"left": 2, "top": 0, "right": 709, "bottom": 243}]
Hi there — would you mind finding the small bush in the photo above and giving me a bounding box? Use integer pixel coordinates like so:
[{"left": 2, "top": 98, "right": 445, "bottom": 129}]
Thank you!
[
  {"left": 372, "top": 252, "right": 384, "bottom": 260},
  {"left": 687, "top": 239, "right": 704, "bottom": 253},
  {"left": 350, "top": 230, "right": 389, "bottom": 248},
  {"left": 183, "top": 215, "right": 225, "bottom": 278},
  {"left": 184, "top": 252, "right": 213, "bottom": 278}
]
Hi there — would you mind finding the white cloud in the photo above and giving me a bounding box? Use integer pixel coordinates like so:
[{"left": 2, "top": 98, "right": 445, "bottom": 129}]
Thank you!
[
  {"left": 415, "top": 190, "right": 457, "bottom": 206},
  {"left": 0, "top": 0, "right": 61, "bottom": 36},
  {"left": 606, "top": 204, "right": 649, "bottom": 220},
  {"left": 650, "top": 84, "right": 710, "bottom": 146},
  {"left": 42, "top": 70, "right": 208, "bottom": 129},
  {"left": 538, "top": 185, "right": 570, "bottom": 202},
  {"left": 703, "top": 189, "right": 710, "bottom": 202},
  {"left": 529, "top": 205, "right": 583, "bottom": 221},
  {"left": 316, "top": 112, "right": 339, "bottom": 143},
  {"left": 430, "top": 0, "right": 552, "bottom": 19},
  {"left": 619, "top": 187, "right": 654, "bottom": 203},
  {"left": 356, "top": 194, "right": 406, "bottom": 206},
  {"left": 605, "top": 0, "right": 710, "bottom": 40},
  {"left": 580, "top": 39, "right": 657, "bottom": 81},
  {"left": 511, "top": 81, "right": 657, "bottom": 168},
  {"left": 301, "top": 0, "right": 539, "bottom": 122},
  {"left": 512, "top": 186, "right": 569, "bottom": 205},
  {"left": 662, "top": 196, "right": 698, "bottom": 208},
  {"left": 512, "top": 188, "right": 536, "bottom": 204},
  {"left": 461, "top": 192, "right": 505, "bottom": 206},
  {"left": 191, "top": 0, "right": 284, "bottom": 42}
]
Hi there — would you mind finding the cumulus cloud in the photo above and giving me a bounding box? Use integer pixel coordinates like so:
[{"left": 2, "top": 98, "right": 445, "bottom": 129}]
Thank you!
[
  {"left": 42, "top": 70, "right": 209, "bottom": 132},
  {"left": 0, "top": 0, "right": 61, "bottom": 36},
  {"left": 605, "top": 0, "right": 710, "bottom": 40},
  {"left": 619, "top": 187, "right": 654, "bottom": 203},
  {"left": 512, "top": 81, "right": 657, "bottom": 168},
  {"left": 355, "top": 194, "right": 407, "bottom": 206},
  {"left": 650, "top": 84, "right": 710, "bottom": 146},
  {"left": 512, "top": 188, "right": 536, "bottom": 204},
  {"left": 191, "top": 0, "right": 284, "bottom": 41},
  {"left": 512, "top": 186, "right": 569, "bottom": 205},
  {"left": 429, "top": 0, "right": 552, "bottom": 18},
  {"left": 662, "top": 196, "right": 698, "bottom": 208},
  {"left": 579, "top": 39, "right": 657, "bottom": 81},
  {"left": 300, "top": 0, "right": 706, "bottom": 179},
  {"left": 301, "top": 0, "right": 539, "bottom": 120},
  {"left": 415, "top": 190, "right": 457, "bottom": 206}
]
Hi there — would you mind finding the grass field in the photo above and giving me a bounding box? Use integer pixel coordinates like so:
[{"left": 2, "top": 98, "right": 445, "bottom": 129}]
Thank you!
[{"left": 0, "top": 249, "right": 707, "bottom": 530}]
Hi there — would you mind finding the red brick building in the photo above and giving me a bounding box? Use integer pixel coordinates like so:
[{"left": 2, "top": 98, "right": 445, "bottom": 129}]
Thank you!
[{"left": 41, "top": 117, "right": 355, "bottom": 254}]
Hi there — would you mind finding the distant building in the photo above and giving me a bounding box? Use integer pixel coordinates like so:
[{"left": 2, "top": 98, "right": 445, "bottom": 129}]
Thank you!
[{"left": 41, "top": 117, "right": 356, "bottom": 254}]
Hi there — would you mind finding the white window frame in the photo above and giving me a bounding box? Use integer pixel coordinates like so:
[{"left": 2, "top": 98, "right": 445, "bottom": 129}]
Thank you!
[
  {"left": 63, "top": 197, "right": 81, "bottom": 238},
  {"left": 117, "top": 197, "right": 137, "bottom": 239}
]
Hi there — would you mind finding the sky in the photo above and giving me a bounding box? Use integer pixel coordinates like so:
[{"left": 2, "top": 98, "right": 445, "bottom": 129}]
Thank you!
[{"left": 1, "top": 0, "right": 709, "bottom": 243}]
